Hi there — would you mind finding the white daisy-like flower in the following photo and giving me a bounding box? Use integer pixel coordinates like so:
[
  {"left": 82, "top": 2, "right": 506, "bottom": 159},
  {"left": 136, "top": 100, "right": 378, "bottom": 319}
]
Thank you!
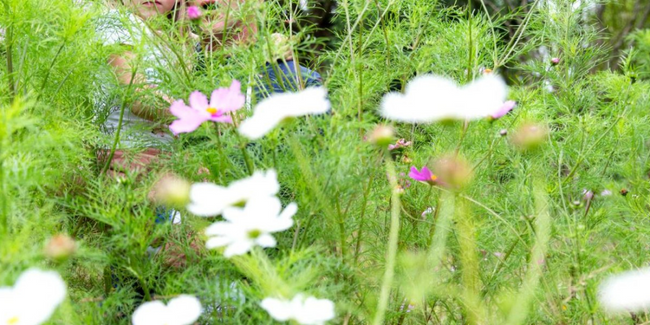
[
  {"left": 599, "top": 266, "right": 650, "bottom": 313},
  {"left": 380, "top": 74, "right": 508, "bottom": 123},
  {"left": 205, "top": 196, "right": 297, "bottom": 257},
  {"left": 0, "top": 268, "right": 67, "bottom": 325},
  {"left": 261, "top": 294, "right": 335, "bottom": 325},
  {"left": 238, "top": 87, "right": 330, "bottom": 140},
  {"left": 187, "top": 169, "right": 280, "bottom": 217},
  {"left": 132, "top": 295, "right": 202, "bottom": 325}
]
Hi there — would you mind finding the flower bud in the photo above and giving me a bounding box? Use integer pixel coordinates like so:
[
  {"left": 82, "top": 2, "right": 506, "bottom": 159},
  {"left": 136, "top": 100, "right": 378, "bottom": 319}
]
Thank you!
[
  {"left": 187, "top": 6, "right": 201, "bottom": 20},
  {"left": 510, "top": 123, "right": 548, "bottom": 151},
  {"left": 149, "top": 174, "right": 191, "bottom": 207},
  {"left": 434, "top": 154, "right": 473, "bottom": 190},
  {"left": 499, "top": 129, "right": 508, "bottom": 137},
  {"left": 551, "top": 57, "right": 560, "bottom": 65},
  {"left": 369, "top": 125, "right": 394, "bottom": 147},
  {"left": 45, "top": 234, "right": 76, "bottom": 262}
]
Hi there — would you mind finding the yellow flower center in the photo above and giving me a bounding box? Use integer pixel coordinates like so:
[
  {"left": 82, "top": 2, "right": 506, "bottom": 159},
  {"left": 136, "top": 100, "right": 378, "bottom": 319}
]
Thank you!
[
  {"left": 8, "top": 316, "right": 19, "bottom": 325},
  {"left": 206, "top": 107, "right": 218, "bottom": 115},
  {"left": 248, "top": 229, "right": 261, "bottom": 239},
  {"left": 430, "top": 175, "right": 438, "bottom": 181}
]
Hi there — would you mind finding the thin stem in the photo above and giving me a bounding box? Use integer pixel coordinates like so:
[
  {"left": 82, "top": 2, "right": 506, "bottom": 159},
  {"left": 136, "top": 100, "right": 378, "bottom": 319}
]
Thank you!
[
  {"left": 372, "top": 151, "right": 402, "bottom": 325},
  {"left": 505, "top": 165, "right": 552, "bottom": 325},
  {"left": 353, "top": 174, "right": 375, "bottom": 266},
  {"left": 3, "top": 0, "right": 15, "bottom": 100},
  {"left": 456, "top": 197, "right": 484, "bottom": 325},
  {"left": 101, "top": 66, "right": 139, "bottom": 175}
]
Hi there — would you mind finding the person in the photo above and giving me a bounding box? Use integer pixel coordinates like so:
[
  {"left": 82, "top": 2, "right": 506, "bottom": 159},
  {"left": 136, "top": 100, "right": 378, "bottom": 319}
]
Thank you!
[
  {"left": 188, "top": 0, "right": 322, "bottom": 100},
  {"left": 94, "top": 0, "right": 200, "bottom": 269}
]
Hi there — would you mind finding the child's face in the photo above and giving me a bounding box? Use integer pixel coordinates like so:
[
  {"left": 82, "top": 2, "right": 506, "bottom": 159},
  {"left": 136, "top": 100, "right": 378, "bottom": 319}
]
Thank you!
[{"left": 126, "top": 0, "right": 177, "bottom": 19}]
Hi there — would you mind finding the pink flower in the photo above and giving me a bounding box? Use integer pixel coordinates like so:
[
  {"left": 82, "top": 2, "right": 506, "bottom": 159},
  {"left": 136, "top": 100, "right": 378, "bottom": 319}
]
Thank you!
[
  {"left": 169, "top": 80, "right": 245, "bottom": 135},
  {"left": 388, "top": 138, "right": 412, "bottom": 151},
  {"left": 187, "top": 6, "right": 201, "bottom": 20},
  {"left": 408, "top": 166, "right": 438, "bottom": 185},
  {"left": 490, "top": 100, "right": 516, "bottom": 119}
]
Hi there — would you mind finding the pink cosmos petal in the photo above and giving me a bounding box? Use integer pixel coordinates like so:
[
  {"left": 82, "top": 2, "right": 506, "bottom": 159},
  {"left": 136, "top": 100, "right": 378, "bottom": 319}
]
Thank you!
[
  {"left": 491, "top": 100, "right": 516, "bottom": 119},
  {"left": 210, "top": 80, "right": 245, "bottom": 113},
  {"left": 408, "top": 166, "right": 434, "bottom": 182},
  {"left": 169, "top": 100, "right": 209, "bottom": 135},
  {"left": 209, "top": 114, "right": 233, "bottom": 123},
  {"left": 187, "top": 6, "right": 201, "bottom": 20},
  {"left": 189, "top": 91, "right": 209, "bottom": 111}
]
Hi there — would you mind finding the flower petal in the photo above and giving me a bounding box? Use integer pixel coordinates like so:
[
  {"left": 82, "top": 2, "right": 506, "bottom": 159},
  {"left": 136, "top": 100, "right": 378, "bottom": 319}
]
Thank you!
[
  {"left": 189, "top": 91, "right": 209, "bottom": 111},
  {"left": 13, "top": 269, "right": 66, "bottom": 325},
  {"left": 167, "top": 295, "right": 202, "bottom": 325},
  {"left": 256, "top": 234, "right": 277, "bottom": 248},
  {"left": 206, "top": 236, "right": 233, "bottom": 249},
  {"left": 223, "top": 240, "right": 254, "bottom": 258},
  {"left": 187, "top": 183, "right": 228, "bottom": 217},
  {"left": 210, "top": 80, "right": 245, "bottom": 113},
  {"left": 261, "top": 298, "right": 293, "bottom": 321},
  {"left": 132, "top": 300, "right": 167, "bottom": 325}
]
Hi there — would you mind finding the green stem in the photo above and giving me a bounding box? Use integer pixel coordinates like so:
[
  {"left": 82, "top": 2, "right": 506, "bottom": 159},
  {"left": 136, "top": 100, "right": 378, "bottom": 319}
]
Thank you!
[
  {"left": 467, "top": 0, "right": 474, "bottom": 82},
  {"left": 372, "top": 151, "right": 401, "bottom": 325},
  {"left": 3, "top": 1, "right": 15, "bottom": 100},
  {"left": 353, "top": 174, "right": 375, "bottom": 266},
  {"left": 101, "top": 66, "right": 139, "bottom": 175},
  {"left": 456, "top": 197, "right": 484, "bottom": 325},
  {"left": 505, "top": 168, "right": 552, "bottom": 325}
]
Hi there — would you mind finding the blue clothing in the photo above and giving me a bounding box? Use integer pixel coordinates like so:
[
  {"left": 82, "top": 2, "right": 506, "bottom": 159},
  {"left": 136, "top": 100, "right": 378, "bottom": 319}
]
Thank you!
[{"left": 254, "top": 59, "right": 322, "bottom": 99}]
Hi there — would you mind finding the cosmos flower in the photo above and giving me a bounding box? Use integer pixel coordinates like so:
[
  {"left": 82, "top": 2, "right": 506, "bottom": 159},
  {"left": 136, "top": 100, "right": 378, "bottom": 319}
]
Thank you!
[
  {"left": 238, "top": 87, "right": 330, "bottom": 140},
  {"left": 132, "top": 295, "right": 202, "bottom": 325},
  {"left": 186, "top": 6, "right": 201, "bottom": 20},
  {"left": 0, "top": 269, "right": 67, "bottom": 325},
  {"left": 205, "top": 196, "right": 297, "bottom": 257},
  {"left": 388, "top": 138, "right": 412, "bottom": 151},
  {"left": 380, "top": 74, "right": 508, "bottom": 123},
  {"left": 260, "top": 294, "right": 335, "bottom": 325},
  {"left": 408, "top": 166, "right": 438, "bottom": 185},
  {"left": 599, "top": 267, "right": 650, "bottom": 313},
  {"left": 187, "top": 169, "right": 280, "bottom": 217},
  {"left": 169, "top": 80, "right": 245, "bottom": 135}
]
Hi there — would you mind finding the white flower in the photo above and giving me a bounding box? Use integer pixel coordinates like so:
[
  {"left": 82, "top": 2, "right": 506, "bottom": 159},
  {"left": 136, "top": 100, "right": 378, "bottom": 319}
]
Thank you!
[
  {"left": 380, "top": 74, "right": 508, "bottom": 123},
  {"left": 188, "top": 169, "right": 280, "bottom": 217},
  {"left": 0, "top": 268, "right": 66, "bottom": 325},
  {"left": 238, "top": 87, "right": 330, "bottom": 140},
  {"left": 205, "top": 196, "right": 297, "bottom": 257},
  {"left": 599, "top": 267, "right": 650, "bottom": 313},
  {"left": 261, "top": 294, "right": 335, "bottom": 325},
  {"left": 132, "top": 295, "right": 202, "bottom": 325}
]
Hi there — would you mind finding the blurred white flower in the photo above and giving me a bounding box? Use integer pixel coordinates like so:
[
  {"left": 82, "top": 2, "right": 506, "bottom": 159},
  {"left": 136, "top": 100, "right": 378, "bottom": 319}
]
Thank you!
[
  {"left": 205, "top": 196, "right": 297, "bottom": 257},
  {"left": 380, "top": 74, "right": 508, "bottom": 123},
  {"left": 0, "top": 268, "right": 66, "bottom": 325},
  {"left": 599, "top": 267, "right": 650, "bottom": 313},
  {"left": 188, "top": 169, "right": 280, "bottom": 217},
  {"left": 261, "top": 294, "right": 335, "bottom": 325},
  {"left": 132, "top": 295, "right": 202, "bottom": 325},
  {"left": 238, "top": 87, "right": 330, "bottom": 140}
]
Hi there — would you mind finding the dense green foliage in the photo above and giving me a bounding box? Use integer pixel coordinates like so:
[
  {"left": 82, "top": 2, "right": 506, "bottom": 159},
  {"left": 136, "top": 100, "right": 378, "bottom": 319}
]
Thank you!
[{"left": 2, "top": 0, "right": 650, "bottom": 324}]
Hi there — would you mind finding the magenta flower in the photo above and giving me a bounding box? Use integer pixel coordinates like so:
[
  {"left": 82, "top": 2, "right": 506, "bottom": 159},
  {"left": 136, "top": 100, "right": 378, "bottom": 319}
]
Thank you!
[
  {"left": 408, "top": 166, "right": 438, "bottom": 185},
  {"left": 169, "top": 80, "right": 245, "bottom": 135},
  {"left": 490, "top": 100, "right": 516, "bottom": 119},
  {"left": 187, "top": 6, "right": 201, "bottom": 20}
]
